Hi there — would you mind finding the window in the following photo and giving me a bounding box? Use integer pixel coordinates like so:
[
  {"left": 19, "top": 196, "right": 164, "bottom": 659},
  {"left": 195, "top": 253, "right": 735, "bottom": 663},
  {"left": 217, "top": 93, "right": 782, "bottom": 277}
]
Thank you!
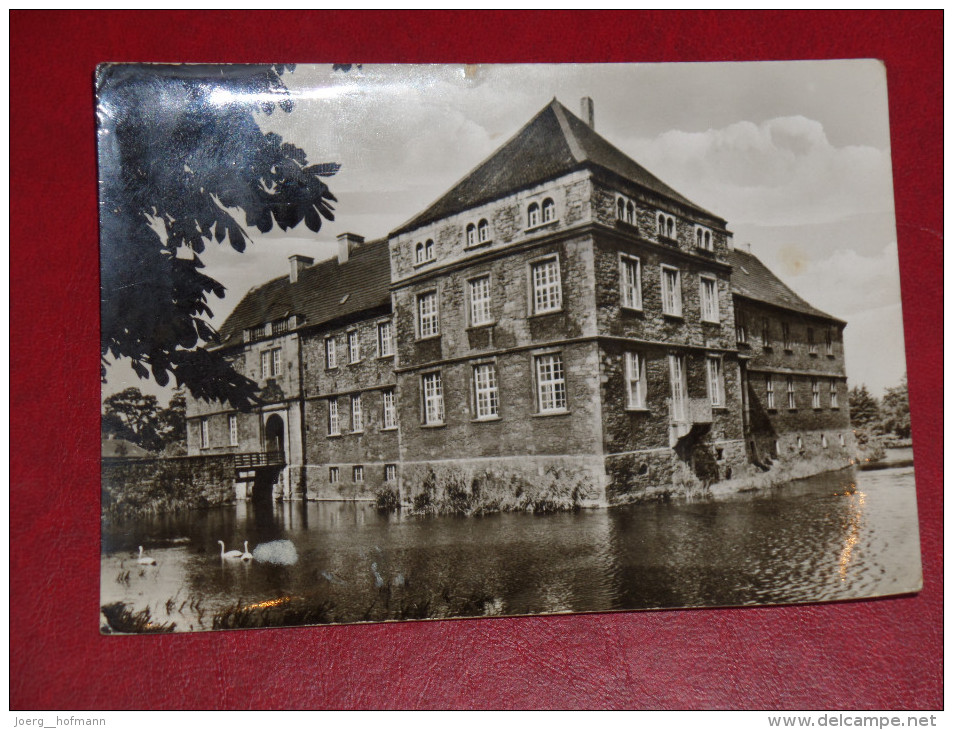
[
  {"left": 830, "top": 379, "right": 839, "bottom": 408},
  {"left": 348, "top": 330, "right": 361, "bottom": 363},
  {"left": 619, "top": 255, "right": 642, "bottom": 310},
  {"left": 543, "top": 198, "right": 556, "bottom": 223},
  {"left": 418, "top": 291, "right": 439, "bottom": 338},
  {"left": 468, "top": 276, "right": 492, "bottom": 326},
  {"left": 736, "top": 310, "right": 748, "bottom": 344},
  {"left": 466, "top": 223, "right": 476, "bottom": 247},
  {"left": 839, "top": 433, "right": 845, "bottom": 447},
  {"left": 822, "top": 434, "right": 828, "bottom": 448},
  {"left": 272, "top": 349, "right": 281, "bottom": 376},
  {"left": 657, "top": 212, "right": 676, "bottom": 239},
  {"left": 782, "top": 323, "right": 792, "bottom": 351},
  {"left": 328, "top": 399, "right": 340, "bottom": 435},
  {"left": 353, "top": 465, "right": 364, "bottom": 483},
  {"left": 808, "top": 328, "right": 817, "bottom": 355},
  {"left": 535, "top": 353, "right": 567, "bottom": 413},
  {"left": 694, "top": 225, "right": 713, "bottom": 251},
  {"left": 761, "top": 317, "right": 771, "bottom": 349},
  {"left": 228, "top": 414, "right": 238, "bottom": 446},
  {"left": 200, "top": 418, "right": 209, "bottom": 449},
  {"left": 617, "top": 197, "right": 626, "bottom": 221},
  {"left": 826, "top": 328, "right": 834, "bottom": 356},
  {"left": 377, "top": 321, "right": 393, "bottom": 357},
  {"left": 797, "top": 435, "right": 804, "bottom": 450},
  {"left": 478, "top": 219, "right": 490, "bottom": 243},
  {"left": 382, "top": 389, "right": 397, "bottom": 429},
  {"left": 261, "top": 351, "right": 270, "bottom": 378},
  {"left": 272, "top": 319, "right": 288, "bottom": 335},
  {"left": 707, "top": 356, "right": 725, "bottom": 407},
  {"left": 384, "top": 464, "right": 397, "bottom": 482},
  {"left": 527, "top": 202, "right": 540, "bottom": 228},
  {"left": 326, "top": 338, "right": 337, "bottom": 369},
  {"left": 422, "top": 372, "right": 445, "bottom": 425},
  {"left": 661, "top": 265, "right": 682, "bottom": 317},
  {"left": 626, "top": 201, "right": 635, "bottom": 225},
  {"left": 425, "top": 239, "right": 434, "bottom": 260},
  {"left": 774, "top": 440, "right": 781, "bottom": 457},
  {"left": 811, "top": 378, "right": 821, "bottom": 409},
  {"left": 624, "top": 352, "right": 646, "bottom": 409},
  {"left": 249, "top": 324, "right": 266, "bottom": 341},
  {"left": 787, "top": 376, "right": 796, "bottom": 410},
  {"left": 700, "top": 276, "right": 719, "bottom": 322},
  {"left": 351, "top": 394, "right": 363, "bottom": 432},
  {"left": 473, "top": 363, "right": 499, "bottom": 420},
  {"left": 766, "top": 375, "right": 775, "bottom": 410},
  {"left": 415, "top": 241, "right": 425, "bottom": 264},
  {"left": 531, "top": 257, "right": 562, "bottom": 314},
  {"left": 329, "top": 467, "right": 339, "bottom": 484},
  {"left": 669, "top": 354, "right": 688, "bottom": 422}
]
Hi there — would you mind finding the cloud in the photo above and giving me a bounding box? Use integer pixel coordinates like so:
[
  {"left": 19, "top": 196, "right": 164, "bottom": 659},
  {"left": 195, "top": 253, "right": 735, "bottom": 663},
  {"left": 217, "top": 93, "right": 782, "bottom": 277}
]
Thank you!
[{"left": 621, "top": 115, "right": 894, "bottom": 227}]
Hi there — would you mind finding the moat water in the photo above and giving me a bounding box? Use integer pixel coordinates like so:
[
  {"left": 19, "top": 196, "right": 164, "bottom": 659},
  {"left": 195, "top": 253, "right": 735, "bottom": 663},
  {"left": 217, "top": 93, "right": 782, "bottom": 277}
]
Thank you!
[{"left": 100, "top": 452, "right": 921, "bottom": 632}]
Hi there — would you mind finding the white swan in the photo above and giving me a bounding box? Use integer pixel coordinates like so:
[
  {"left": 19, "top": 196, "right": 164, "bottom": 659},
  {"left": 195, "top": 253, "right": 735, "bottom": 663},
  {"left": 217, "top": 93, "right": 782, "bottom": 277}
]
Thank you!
[
  {"left": 218, "top": 540, "right": 242, "bottom": 559},
  {"left": 241, "top": 541, "right": 253, "bottom": 561},
  {"left": 137, "top": 546, "right": 156, "bottom": 565}
]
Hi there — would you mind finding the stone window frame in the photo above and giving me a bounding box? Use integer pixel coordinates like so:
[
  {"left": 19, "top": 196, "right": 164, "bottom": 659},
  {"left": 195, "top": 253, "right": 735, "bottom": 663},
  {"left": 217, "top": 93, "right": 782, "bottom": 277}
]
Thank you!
[
  {"left": 782, "top": 322, "right": 793, "bottom": 352},
  {"left": 830, "top": 379, "right": 839, "bottom": 409},
  {"left": 694, "top": 224, "right": 714, "bottom": 251},
  {"left": 381, "top": 389, "right": 398, "bottom": 430},
  {"left": 350, "top": 393, "right": 364, "bottom": 433},
  {"left": 347, "top": 328, "right": 362, "bottom": 364},
  {"left": 786, "top": 375, "right": 797, "bottom": 411},
  {"left": 420, "top": 370, "right": 446, "bottom": 426},
  {"left": 228, "top": 414, "right": 238, "bottom": 447},
  {"left": 811, "top": 377, "right": 821, "bottom": 410},
  {"left": 271, "top": 348, "right": 281, "bottom": 377},
  {"left": 329, "top": 466, "right": 340, "bottom": 484},
  {"left": 660, "top": 264, "right": 683, "bottom": 318},
  {"left": 528, "top": 254, "right": 563, "bottom": 316},
  {"left": 656, "top": 211, "right": 677, "bottom": 240},
  {"left": 624, "top": 351, "right": 647, "bottom": 411},
  {"left": 467, "top": 273, "right": 494, "bottom": 328},
  {"left": 384, "top": 464, "right": 397, "bottom": 482},
  {"left": 765, "top": 374, "right": 776, "bottom": 410},
  {"left": 761, "top": 317, "right": 772, "bottom": 351},
  {"left": 414, "top": 238, "right": 436, "bottom": 266},
  {"left": 616, "top": 195, "right": 636, "bottom": 226},
  {"left": 735, "top": 309, "right": 748, "bottom": 345},
  {"left": 706, "top": 354, "right": 725, "bottom": 408},
  {"left": 352, "top": 465, "right": 364, "bottom": 483},
  {"left": 526, "top": 196, "right": 559, "bottom": 232},
  {"left": 377, "top": 319, "right": 394, "bottom": 358},
  {"left": 328, "top": 398, "right": 341, "bottom": 436},
  {"left": 260, "top": 350, "right": 270, "bottom": 379},
  {"left": 668, "top": 353, "right": 689, "bottom": 422},
  {"left": 822, "top": 433, "right": 829, "bottom": 448},
  {"left": 527, "top": 201, "right": 541, "bottom": 229},
  {"left": 477, "top": 218, "right": 491, "bottom": 244},
  {"left": 807, "top": 327, "right": 818, "bottom": 356},
  {"left": 618, "top": 253, "right": 643, "bottom": 311},
  {"left": 416, "top": 289, "right": 440, "bottom": 340},
  {"left": 200, "top": 418, "right": 209, "bottom": 449},
  {"left": 325, "top": 336, "right": 338, "bottom": 370},
  {"left": 471, "top": 360, "right": 500, "bottom": 421},
  {"left": 534, "top": 351, "right": 568, "bottom": 415},
  {"left": 825, "top": 327, "right": 835, "bottom": 357},
  {"left": 542, "top": 197, "right": 556, "bottom": 224},
  {"left": 699, "top": 274, "right": 720, "bottom": 323},
  {"left": 465, "top": 223, "right": 477, "bottom": 248},
  {"left": 839, "top": 433, "right": 845, "bottom": 447}
]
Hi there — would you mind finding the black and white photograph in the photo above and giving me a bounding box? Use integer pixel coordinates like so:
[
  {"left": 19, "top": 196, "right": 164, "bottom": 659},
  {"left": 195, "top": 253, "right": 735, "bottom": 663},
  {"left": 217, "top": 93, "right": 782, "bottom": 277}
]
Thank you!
[{"left": 98, "top": 61, "right": 920, "bottom": 633}]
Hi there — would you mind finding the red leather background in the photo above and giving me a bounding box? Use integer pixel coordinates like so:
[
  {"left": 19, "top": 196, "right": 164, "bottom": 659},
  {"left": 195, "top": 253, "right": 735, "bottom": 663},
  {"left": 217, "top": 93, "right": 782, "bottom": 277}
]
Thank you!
[{"left": 10, "top": 11, "right": 941, "bottom": 710}]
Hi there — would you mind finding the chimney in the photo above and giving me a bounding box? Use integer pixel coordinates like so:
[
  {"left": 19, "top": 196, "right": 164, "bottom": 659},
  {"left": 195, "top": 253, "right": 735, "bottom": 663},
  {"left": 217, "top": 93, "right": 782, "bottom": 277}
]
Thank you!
[
  {"left": 337, "top": 232, "right": 364, "bottom": 264},
  {"left": 288, "top": 254, "right": 314, "bottom": 283},
  {"left": 580, "top": 96, "right": 595, "bottom": 129}
]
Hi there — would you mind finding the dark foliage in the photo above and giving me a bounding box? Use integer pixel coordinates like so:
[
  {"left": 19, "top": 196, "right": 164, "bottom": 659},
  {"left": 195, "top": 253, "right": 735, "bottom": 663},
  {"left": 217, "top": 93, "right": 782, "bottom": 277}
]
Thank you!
[
  {"left": 880, "top": 374, "right": 911, "bottom": 439},
  {"left": 98, "top": 64, "right": 339, "bottom": 408},
  {"left": 849, "top": 384, "right": 881, "bottom": 429},
  {"left": 101, "top": 386, "right": 186, "bottom": 452}
]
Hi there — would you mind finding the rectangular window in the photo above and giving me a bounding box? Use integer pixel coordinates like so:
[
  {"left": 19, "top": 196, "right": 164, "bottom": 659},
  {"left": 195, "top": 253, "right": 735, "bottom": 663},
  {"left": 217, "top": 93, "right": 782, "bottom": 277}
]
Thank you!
[
  {"left": 382, "top": 389, "right": 397, "bottom": 429},
  {"left": 535, "top": 353, "right": 567, "bottom": 413},
  {"left": 271, "top": 349, "right": 281, "bottom": 376},
  {"left": 418, "top": 291, "right": 439, "bottom": 338},
  {"left": 812, "top": 378, "right": 821, "bottom": 409},
  {"left": 351, "top": 394, "right": 364, "bottom": 432},
  {"left": 669, "top": 354, "right": 688, "bottom": 421},
  {"left": 762, "top": 317, "right": 771, "bottom": 350},
  {"left": 736, "top": 310, "right": 748, "bottom": 344},
  {"left": 808, "top": 328, "right": 817, "bottom": 355},
  {"left": 787, "top": 376, "right": 796, "bottom": 410},
  {"left": 422, "top": 372, "right": 445, "bottom": 425},
  {"left": 661, "top": 266, "right": 682, "bottom": 317},
  {"left": 326, "top": 338, "right": 337, "bottom": 369},
  {"left": 469, "top": 276, "right": 493, "bottom": 326},
  {"left": 348, "top": 330, "right": 361, "bottom": 363},
  {"left": 385, "top": 464, "right": 397, "bottom": 482},
  {"left": 700, "top": 276, "right": 719, "bottom": 322},
  {"left": 228, "top": 414, "right": 238, "bottom": 446},
  {"left": 707, "top": 356, "right": 724, "bottom": 407},
  {"left": 826, "top": 328, "right": 834, "bottom": 356},
  {"left": 830, "top": 379, "right": 839, "bottom": 408},
  {"left": 377, "top": 321, "right": 393, "bottom": 357},
  {"left": 261, "top": 351, "right": 270, "bottom": 378},
  {"left": 328, "top": 399, "right": 340, "bottom": 435},
  {"left": 782, "top": 323, "right": 792, "bottom": 351},
  {"left": 531, "top": 257, "right": 562, "bottom": 314},
  {"left": 353, "top": 465, "right": 364, "bottom": 483},
  {"left": 766, "top": 375, "right": 775, "bottom": 410},
  {"left": 624, "top": 352, "right": 646, "bottom": 409},
  {"left": 200, "top": 418, "right": 209, "bottom": 449},
  {"left": 329, "top": 467, "right": 339, "bottom": 484},
  {"left": 473, "top": 363, "right": 499, "bottom": 420},
  {"left": 620, "top": 255, "right": 642, "bottom": 310}
]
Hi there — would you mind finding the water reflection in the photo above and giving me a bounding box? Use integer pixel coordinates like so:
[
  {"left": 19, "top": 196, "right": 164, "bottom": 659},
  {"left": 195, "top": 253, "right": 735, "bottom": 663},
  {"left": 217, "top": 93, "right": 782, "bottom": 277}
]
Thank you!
[{"left": 101, "top": 464, "right": 921, "bottom": 631}]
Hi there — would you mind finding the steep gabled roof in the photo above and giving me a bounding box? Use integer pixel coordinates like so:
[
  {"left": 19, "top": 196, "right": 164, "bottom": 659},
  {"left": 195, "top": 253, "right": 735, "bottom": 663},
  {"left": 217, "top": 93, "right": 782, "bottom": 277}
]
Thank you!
[
  {"left": 391, "top": 99, "right": 720, "bottom": 237},
  {"left": 729, "top": 248, "right": 844, "bottom": 324},
  {"left": 216, "top": 238, "right": 392, "bottom": 346}
]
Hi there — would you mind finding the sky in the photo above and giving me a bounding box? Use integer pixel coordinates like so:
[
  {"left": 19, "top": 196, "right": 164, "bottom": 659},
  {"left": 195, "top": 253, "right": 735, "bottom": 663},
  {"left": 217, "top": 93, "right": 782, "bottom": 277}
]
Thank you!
[{"left": 102, "top": 60, "right": 906, "bottom": 403}]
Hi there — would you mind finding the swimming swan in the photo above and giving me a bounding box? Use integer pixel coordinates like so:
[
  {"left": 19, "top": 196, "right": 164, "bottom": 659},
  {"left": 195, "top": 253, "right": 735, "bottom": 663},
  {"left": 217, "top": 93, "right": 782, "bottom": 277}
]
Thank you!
[
  {"left": 137, "top": 546, "right": 156, "bottom": 565},
  {"left": 241, "top": 541, "right": 253, "bottom": 561},
  {"left": 218, "top": 540, "right": 242, "bottom": 559}
]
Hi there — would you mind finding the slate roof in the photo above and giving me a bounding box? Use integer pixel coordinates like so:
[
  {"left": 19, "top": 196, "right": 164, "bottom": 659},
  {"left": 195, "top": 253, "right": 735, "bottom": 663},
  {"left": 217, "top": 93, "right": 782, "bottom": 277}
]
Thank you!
[
  {"left": 392, "top": 98, "right": 722, "bottom": 237},
  {"left": 216, "top": 238, "right": 392, "bottom": 346},
  {"left": 729, "top": 248, "right": 844, "bottom": 324}
]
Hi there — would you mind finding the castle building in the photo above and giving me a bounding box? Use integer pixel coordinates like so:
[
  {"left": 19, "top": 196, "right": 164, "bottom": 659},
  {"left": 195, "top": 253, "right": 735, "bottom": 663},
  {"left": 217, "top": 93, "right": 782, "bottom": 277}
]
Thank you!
[{"left": 185, "top": 98, "right": 852, "bottom": 506}]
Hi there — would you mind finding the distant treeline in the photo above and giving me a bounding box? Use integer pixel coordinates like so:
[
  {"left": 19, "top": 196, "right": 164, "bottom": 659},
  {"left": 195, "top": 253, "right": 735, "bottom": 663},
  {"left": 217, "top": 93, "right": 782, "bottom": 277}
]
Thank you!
[{"left": 101, "top": 387, "right": 186, "bottom": 455}]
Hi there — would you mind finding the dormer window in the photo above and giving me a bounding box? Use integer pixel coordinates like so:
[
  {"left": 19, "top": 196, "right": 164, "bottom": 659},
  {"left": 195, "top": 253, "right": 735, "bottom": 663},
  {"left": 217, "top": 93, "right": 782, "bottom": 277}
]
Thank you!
[
  {"left": 542, "top": 198, "right": 555, "bottom": 223},
  {"left": 465, "top": 223, "right": 476, "bottom": 247},
  {"left": 415, "top": 239, "right": 435, "bottom": 264},
  {"left": 527, "top": 202, "right": 540, "bottom": 228},
  {"left": 616, "top": 196, "right": 636, "bottom": 225},
  {"left": 694, "top": 225, "right": 713, "bottom": 251},
  {"left": 657, "top": 212, "right": 676, "bottom": 240},
  {"left": 478, "top": 219, "right": 490, "bottom": 243}
]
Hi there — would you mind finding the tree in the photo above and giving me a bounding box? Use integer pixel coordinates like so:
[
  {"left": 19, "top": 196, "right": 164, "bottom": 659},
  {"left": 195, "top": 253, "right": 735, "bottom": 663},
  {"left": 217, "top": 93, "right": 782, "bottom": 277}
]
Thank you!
[
  {"left": 102, "top": 387, "right": 162, "bottom": 452},
  {"left": 156, "top": 389, "right": 187, "bottom": 450},
  {"left": 849, "top": 384, "right": 881, "bottom": 430},
  {"left": 98, "top": 64, "right": 339, "bottom": 408},
  {"left": 880, "top": 375, "right": 911, "bottom": 439}
]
